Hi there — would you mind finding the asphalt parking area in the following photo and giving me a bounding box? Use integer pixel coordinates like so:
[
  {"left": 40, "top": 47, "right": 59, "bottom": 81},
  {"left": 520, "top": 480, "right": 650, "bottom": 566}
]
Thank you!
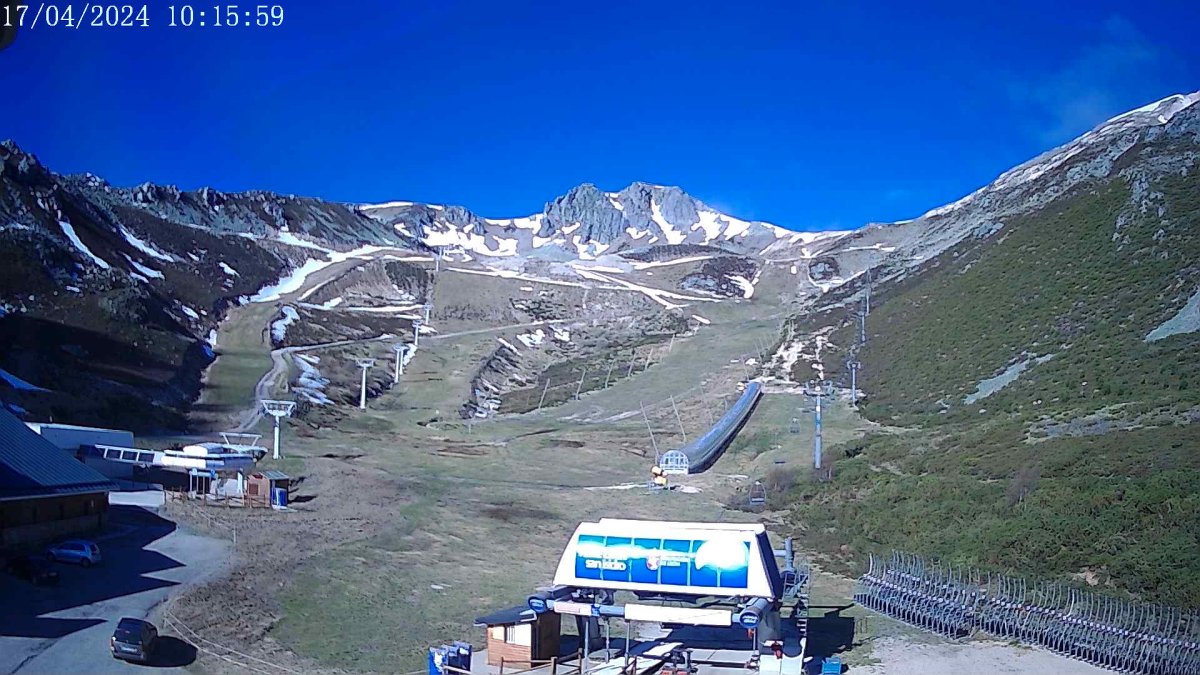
[{"left": 0, "top": 503, "right": 229, "bottom": 674}]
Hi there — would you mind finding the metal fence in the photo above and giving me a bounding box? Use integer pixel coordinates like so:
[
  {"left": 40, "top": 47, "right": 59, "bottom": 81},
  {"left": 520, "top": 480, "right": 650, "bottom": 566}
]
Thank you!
[{"left": 855, "top": 551, "right": 1200, "bottom": 674}]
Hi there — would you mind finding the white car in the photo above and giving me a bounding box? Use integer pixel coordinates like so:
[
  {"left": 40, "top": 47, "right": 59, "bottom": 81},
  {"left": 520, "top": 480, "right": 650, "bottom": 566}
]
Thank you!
[{"left": 46, "top": 539, "right": 102, "bottom": 567}]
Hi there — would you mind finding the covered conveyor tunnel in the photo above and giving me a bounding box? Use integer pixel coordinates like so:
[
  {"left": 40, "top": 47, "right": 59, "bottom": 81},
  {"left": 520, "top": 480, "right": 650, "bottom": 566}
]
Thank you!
[{"left": 673, "top": 381, "right": 763, "bottom": 474}]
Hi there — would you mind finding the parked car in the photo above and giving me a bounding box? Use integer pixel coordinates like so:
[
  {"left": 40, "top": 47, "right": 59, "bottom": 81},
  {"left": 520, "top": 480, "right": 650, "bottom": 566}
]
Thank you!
[
  {"left": 46, "top": 539, "right": 101, "bottom": 567},
  {"left": 5, "top": 554, "right": 60, "bottom": 585},
  {"left": 110, "top": 617, "right": 158, "bottom": 663}
]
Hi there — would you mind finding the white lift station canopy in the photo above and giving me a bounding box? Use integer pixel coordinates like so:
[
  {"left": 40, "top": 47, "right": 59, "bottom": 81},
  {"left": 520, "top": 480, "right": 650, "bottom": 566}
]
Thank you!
[{"left": 553, "top": 519, "right": 783, "bottom": 600}]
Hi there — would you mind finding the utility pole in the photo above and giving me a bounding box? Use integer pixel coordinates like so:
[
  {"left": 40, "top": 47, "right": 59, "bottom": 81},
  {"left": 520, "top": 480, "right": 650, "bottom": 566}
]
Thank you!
[
  {"left": 412, "top": 318, "right": 423, "bottom": 348},
  {"left": 846, "top": 359, "right": 862, "bottom": 406},
  {"left": 803, "top": 379, "right": 835, "bottom": 471},
  {"left": 670, "top": 395, "right": 686, "bottom": 442},
  {"left": 858, "top": 308, "right": 867, "bottom": 345},
  {"left": 603, "top": 359, "right": 616, "bottom": 388},
  {"left": 537, "top": 378, "right": 551, "bottom": 411},
  {"left": 391, "top": 343, "right": 408, "bottom": 384},
  {"left": 640, "top": 401, "right": 659, "bottom": 461},
  {"left": 356, "top": 359, "right": 375, "bottom": 410},
  {"left": 574, "top": 367, "right": 588, "bottom": 400},
  {"left": 422, "top": 303, "right": 432, "bottom": 323},
  {"left": 260, "top": 400, "right": 296, "bottom": 461}
]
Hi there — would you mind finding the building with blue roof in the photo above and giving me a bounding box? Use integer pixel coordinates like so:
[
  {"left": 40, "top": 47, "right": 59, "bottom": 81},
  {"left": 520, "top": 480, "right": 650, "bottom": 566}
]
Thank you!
[{"left": 0, "top": 407, "right": 116, "bottom": 549}]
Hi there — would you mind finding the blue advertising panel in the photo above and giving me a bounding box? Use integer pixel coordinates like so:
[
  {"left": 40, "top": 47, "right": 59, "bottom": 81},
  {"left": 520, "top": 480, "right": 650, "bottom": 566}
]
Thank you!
[{"left": 574, "top": 534, "right": 751, "bottom": 590}]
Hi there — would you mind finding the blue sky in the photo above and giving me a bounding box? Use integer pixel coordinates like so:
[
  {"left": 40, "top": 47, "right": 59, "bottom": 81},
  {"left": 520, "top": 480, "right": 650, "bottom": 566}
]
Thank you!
[{"left": 2, "top": 0, "right": 1197, "bottom": 230}]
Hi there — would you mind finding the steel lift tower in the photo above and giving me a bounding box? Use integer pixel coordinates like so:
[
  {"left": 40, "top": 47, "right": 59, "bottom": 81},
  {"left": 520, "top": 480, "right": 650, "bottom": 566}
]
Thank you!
[
  {"left": 260, "top": 400, "right": 296, "bottom": 460},
  {"left": 802, "top": 379, "right": 835, "bottom": 471},
  {"left": 846, "top": 359, "right": 862, "bottom": 406},
  {"left": 356, "top": 359, "right": 376, "bottom": 410},
  {"left": 391, "top": 342, "right": 409, "bottom": 384}
]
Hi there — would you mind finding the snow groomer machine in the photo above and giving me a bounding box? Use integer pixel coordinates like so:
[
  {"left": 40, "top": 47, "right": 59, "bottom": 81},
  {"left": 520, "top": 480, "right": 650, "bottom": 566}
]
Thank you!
[{"left": 527, "top": 519, "right": 810, "bottom": 674}]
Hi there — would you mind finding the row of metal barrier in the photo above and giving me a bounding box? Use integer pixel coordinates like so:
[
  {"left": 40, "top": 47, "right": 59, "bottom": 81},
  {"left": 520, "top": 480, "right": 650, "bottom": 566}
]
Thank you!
[{"left": 855, "top": 551, "right": 1200, "bottom": 674}]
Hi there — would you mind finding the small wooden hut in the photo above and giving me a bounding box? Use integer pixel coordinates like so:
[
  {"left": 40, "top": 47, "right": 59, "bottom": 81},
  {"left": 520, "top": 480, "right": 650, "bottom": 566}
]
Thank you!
[{"left": 474, "top": 606, "right": 561, "bottom": 667}]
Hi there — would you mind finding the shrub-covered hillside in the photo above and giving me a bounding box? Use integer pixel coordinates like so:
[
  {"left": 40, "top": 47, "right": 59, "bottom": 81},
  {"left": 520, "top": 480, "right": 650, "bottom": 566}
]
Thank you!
[{"left": 782, "top": 143, "right": 1200, "bottom": 608}]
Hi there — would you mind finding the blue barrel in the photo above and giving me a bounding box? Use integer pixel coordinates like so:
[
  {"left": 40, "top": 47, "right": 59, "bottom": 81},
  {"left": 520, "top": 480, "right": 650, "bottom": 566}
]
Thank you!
[{"left": 271, "top": 487, "right": 287, "bottom": 507}]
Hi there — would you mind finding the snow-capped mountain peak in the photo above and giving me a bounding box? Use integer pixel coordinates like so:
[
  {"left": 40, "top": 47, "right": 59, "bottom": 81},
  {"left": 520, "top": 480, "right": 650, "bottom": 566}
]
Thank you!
[{"left": 359, "top": 181, "right": 850, "bottom": 260}]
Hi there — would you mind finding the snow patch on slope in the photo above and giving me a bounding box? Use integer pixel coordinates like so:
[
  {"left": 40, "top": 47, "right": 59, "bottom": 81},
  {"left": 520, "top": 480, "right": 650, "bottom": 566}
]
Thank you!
[
  {"left": 58, "top": 220, "right": 109, "bottom": 269},
  {"left": 423, "top": 221, "right": 518, "bottom": 257},
  {"left": 692, "top": 211, "right": 723, "bottom": 242},
  {"left": 1146, "top": 288, "right": 1200, "bottom": 342},
  {"left": 721, "top": 214, "right": 753, "bottom": 240},
  {"left": 294, "top": 354, "right": 332, "bottom": 405},
  {"left": 125, "top": 256, "right": 164, "bottom": 280},
  {"left": 963, "top": 354, "right": 1055, "bottom": 405},
  {"left": 650, "top": 199, "right": 687, "bottom": 245},
  {"left": 359, "top": 201, "right": 414, "bottom": 211},
  {"left": 517, "top": 329, "right": 546, "bottom": 348},
  {"left": 250, "top": 245, "right": 387, "bottom": 302},
  {"left": 573, "top": 267, "right": 717, "bottom": 310},
  {"left": 727, "top": 275, "right": 754, "bottom": 298},
  {"left": 119, "top": 225, "right": 175, "bottom": 262},
  {"left": 271, "top": 306, "right": 299, "bottom": 342},
  {"left": 278, "top": 231, "right": 331, "bottom": 252}
]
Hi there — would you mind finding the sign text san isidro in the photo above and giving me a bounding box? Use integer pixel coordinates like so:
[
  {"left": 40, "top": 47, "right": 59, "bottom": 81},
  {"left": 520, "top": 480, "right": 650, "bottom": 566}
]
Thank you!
[{"left": 574, "top": 533, "right": 751, "bottom": 590}]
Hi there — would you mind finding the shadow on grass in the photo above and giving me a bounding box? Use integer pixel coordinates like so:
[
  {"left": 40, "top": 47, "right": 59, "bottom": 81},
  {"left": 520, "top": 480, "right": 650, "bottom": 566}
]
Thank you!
[{"left": 804, "top": 604, "right": 858, "bottom": 674}]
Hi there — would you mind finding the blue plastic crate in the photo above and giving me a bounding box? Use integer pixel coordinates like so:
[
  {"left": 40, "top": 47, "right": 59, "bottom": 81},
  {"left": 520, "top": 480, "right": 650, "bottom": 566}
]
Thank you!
[{"left": 428, "top": 646, "right": 450, "bottom": 675}]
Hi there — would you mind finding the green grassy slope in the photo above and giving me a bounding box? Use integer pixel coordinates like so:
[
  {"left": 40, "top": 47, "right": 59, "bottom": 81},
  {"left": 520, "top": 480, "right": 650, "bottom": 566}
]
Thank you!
[
  {"left": 782, "top": 163, "right": 1200, "bottom": 607},
  {"left": 856, "top": 176, "right": 1199, "bottom": 421}
]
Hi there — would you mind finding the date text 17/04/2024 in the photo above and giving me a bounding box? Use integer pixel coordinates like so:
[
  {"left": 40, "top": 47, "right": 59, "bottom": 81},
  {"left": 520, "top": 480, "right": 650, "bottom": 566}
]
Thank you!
[{"left": 1, "top": 4, "right": 284, "bottom": 29}]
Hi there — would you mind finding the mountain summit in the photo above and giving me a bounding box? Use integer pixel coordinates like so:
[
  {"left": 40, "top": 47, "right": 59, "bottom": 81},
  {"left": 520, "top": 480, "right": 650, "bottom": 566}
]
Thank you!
[{"left": 359, "top": 181, "right": 846, "bottom": 261}]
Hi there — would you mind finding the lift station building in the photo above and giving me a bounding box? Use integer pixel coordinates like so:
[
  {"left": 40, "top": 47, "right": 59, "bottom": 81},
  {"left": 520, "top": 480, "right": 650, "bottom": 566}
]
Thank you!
[{"left": 513, "top": 518, "right": 807, "bottom": 672}]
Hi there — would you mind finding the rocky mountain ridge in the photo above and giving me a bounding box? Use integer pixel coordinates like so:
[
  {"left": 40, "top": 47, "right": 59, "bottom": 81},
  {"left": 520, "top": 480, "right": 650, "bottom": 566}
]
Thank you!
[{"left": 359, "top": 180, "right": 849, "bottom": 262}]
